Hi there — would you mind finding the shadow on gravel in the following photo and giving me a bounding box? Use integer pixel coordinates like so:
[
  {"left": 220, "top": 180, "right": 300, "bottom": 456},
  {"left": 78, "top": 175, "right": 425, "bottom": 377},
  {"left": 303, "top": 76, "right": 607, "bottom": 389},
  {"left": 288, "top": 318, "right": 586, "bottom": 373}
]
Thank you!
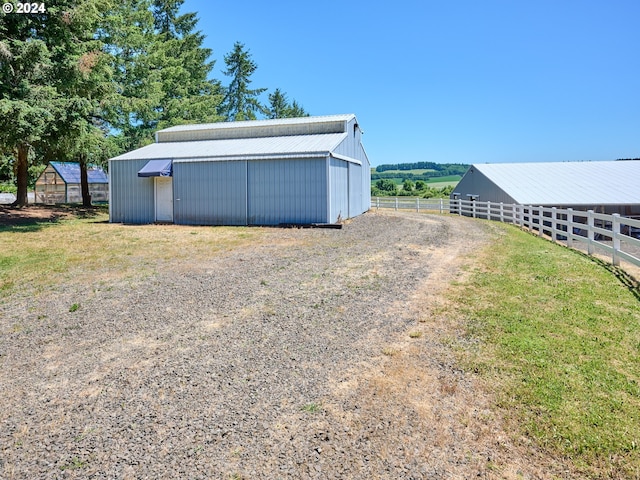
[{"left": 0, "top": 205, "right": 107, "bottom": 232}]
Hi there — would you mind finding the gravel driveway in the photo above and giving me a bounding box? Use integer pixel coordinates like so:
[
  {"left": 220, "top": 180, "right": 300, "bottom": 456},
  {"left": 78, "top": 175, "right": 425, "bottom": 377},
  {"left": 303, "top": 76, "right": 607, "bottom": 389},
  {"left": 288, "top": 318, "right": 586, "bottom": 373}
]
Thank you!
[{"left": 0, "top": 211, "right": 513, "bottom": 479}]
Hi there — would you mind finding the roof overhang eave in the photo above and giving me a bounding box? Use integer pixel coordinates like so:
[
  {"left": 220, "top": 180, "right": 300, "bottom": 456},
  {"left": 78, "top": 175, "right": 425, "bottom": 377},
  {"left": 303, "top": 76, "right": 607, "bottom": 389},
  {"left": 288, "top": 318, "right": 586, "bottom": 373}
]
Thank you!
[
  {"left": 112, "top": 150, "right": 363, "bottom": 166},
  {"left": 174, "top": 152, "right": 330, "bottom": 163}
]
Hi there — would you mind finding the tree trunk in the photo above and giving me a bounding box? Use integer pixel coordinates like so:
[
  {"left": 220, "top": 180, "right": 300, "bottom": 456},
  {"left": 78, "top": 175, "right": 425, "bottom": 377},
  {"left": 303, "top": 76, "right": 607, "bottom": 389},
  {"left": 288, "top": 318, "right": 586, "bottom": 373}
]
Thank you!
[
  {"left": 79, "top": 154, "right": 91, "bottom": 207},
  {"left": 12, "top": 143, "right": 29, "bottom": 207}
]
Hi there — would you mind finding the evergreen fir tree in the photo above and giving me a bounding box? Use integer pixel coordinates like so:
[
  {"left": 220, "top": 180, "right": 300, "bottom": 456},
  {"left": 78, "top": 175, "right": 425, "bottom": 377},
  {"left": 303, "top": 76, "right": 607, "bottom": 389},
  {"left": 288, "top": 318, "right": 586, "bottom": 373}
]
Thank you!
[
  {"left": 150, "top": 0, "right": 223, "bottom": 130},
  {"left": 287, "top": 99, "right": 309, "bottom": 118},
  {"left": 0, "top": 4, "right": 62, "bottom": 205},
  {"left": 222, "top": 42, "right": 266, "bottom": 121},
  {"left": 267, "top": 88, "right": 310, "bottom": 119}
]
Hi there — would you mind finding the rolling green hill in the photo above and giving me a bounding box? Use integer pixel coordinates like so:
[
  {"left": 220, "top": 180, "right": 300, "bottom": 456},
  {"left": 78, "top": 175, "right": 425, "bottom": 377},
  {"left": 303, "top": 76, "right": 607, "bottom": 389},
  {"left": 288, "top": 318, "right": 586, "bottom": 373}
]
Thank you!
[{"left": 371, "top": 162, "right": 469, "bottom": 183}]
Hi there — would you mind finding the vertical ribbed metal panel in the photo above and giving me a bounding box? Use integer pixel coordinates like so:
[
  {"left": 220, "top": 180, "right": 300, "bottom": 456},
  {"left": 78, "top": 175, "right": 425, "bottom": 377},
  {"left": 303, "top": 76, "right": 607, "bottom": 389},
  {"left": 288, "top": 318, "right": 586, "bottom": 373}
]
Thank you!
[
  {"left": 329, "top": 157, "right": 349, "bottom": 223},
  {"left": 109, "top": 159, "right": 155, "bottom": 223},
  {"left": 173, "top": 161, "right": 248, "bottom": 225},
  {"left": 363, "top": 162, "right": 371, "bottom": 212},
  {"left": 247, "top": 158, "right": 327, "bottom": 225},
  {"left": 348, "top": 162, "right": 364, "bottom": 216},
  {"left": 333, "top": 117, "right": 371, "bottom": 214}
]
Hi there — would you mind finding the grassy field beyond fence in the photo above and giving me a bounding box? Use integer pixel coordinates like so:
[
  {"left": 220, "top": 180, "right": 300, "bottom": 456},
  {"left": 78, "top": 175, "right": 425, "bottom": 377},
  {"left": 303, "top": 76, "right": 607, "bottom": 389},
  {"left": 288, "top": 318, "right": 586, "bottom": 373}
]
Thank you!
[{"left": 452, "top": 223, "right": 640, "bottom": 478}]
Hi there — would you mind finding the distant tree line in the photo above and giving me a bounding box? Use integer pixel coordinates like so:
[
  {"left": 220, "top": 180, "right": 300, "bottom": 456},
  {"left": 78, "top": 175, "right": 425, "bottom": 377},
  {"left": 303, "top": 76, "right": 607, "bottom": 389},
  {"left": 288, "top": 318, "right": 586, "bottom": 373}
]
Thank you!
[
  {"left": 371, "top": 163, "right": 469, "bottom": 182},
  {"left": 371, "top": 178, "right": 454, "bottom": 198},
  {"left": 0, "top": 0, "right": 309, "bottom": 206},
  {"left": 375, "top": 162, "right": 469, "bottom": 174}
]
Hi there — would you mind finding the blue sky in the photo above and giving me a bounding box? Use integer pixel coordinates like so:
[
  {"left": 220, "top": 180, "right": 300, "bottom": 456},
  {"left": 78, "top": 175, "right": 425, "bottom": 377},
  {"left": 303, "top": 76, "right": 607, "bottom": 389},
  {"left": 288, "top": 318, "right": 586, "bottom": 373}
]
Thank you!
[{"left": 182, "top": 0, "right": 640, "bottom": 167}]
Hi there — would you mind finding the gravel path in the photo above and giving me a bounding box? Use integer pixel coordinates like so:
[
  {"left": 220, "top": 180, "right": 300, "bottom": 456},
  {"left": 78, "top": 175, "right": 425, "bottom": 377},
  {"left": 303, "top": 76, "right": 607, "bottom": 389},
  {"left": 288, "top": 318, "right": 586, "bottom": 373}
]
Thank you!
[{"left": 1, "top": 211, "right": 542, "bottom": 479}]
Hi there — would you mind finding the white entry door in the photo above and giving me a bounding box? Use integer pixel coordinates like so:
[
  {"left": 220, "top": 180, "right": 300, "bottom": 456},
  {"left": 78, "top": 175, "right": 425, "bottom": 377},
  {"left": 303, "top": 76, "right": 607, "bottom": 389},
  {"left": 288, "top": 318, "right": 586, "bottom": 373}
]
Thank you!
[{"left": 155, "top": 177, "right": 173, "bottom": 222}]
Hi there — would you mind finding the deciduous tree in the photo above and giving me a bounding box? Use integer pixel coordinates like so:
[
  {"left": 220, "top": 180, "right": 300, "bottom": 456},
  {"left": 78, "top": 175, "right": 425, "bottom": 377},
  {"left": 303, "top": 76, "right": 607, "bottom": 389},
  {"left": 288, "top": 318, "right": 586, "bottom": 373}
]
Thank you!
[{"left": 48, "top": 0, "right": 115, "bottom": 206}]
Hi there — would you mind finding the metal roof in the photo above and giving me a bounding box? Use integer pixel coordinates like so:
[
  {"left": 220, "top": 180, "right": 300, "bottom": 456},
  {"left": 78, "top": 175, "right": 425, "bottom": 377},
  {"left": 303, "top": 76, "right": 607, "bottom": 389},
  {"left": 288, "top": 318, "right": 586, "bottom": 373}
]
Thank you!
[
  {"left": 112, "top": 133, "right": 349, "bottom": 162},
  {"left": 157, "top": 114, "right": 356, "bottom": 134},
  {"left": 50, "top": 162, "right": 109, "bottom": 184},
  {"left": 474, "top": 160, "right": 640, "bottom": 205}
]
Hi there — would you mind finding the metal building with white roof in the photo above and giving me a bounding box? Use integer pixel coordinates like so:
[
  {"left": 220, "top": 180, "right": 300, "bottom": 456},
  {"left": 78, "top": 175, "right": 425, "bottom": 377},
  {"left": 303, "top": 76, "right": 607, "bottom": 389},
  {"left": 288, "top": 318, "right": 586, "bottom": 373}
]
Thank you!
[
  {"left": 453, "top": 160, "right": 640, "bottom": 215},
  {"left": 109, "top": 114, "right": 371, "bottom": 225}
]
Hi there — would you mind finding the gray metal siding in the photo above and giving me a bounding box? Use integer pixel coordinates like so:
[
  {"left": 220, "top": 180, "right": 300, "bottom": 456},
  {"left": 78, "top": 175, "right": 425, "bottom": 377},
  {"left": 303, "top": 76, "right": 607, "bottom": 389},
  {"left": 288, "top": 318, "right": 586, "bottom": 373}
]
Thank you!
[
  {"left": 333, "top": 118, "right": 358, "bottom": 159},
  {"left": 247, "top": 158, "right": 327, "bottom": 225},
  {"left": 329, "top": 157, "right": 349, "bottom": 222},
  {"left": 348, "top": 162, "right": 364, "bottom": 216},
  {"left": 333, "top": 118, "right": 371, "bottom": 213},
  {"left": 453, "top": 169, "right": 517, "bottom": 204},
  {"left": 109, "top": 159, "right": 155, "bottom": 223},
  {"left": 173, "top": 161, "right": 247, "bottom": 226},
  {"left": 363, "top": 165, "right": 371, "bottom": 213}
]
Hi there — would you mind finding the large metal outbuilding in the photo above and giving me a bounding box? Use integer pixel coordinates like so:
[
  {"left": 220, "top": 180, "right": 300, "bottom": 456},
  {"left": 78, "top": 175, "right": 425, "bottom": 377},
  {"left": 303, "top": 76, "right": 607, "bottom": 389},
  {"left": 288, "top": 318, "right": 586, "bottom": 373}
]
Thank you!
[
  {"left": 452, "top": 160, "right": 640, "bottom": 216},
  {"left": 109, "top": 114, "right": 370, "bottom": 225}
]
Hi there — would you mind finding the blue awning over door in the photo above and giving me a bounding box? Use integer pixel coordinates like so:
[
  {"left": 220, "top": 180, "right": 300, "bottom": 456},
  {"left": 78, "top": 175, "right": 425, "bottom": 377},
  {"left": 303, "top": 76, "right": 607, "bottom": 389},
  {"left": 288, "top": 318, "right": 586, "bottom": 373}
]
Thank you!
[{"left": 138, "top": 159, "right": 173, "bottom": 177}]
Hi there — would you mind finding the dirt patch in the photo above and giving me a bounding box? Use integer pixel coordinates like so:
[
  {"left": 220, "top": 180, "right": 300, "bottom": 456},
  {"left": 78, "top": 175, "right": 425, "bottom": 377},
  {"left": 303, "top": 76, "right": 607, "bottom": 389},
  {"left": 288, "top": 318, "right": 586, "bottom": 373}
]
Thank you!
[
  {"left": 0, "top": 205, "right": 105, "bottom": 227},
  {"left": 0, "top": 211, "right": 573, "bottom": 478}
]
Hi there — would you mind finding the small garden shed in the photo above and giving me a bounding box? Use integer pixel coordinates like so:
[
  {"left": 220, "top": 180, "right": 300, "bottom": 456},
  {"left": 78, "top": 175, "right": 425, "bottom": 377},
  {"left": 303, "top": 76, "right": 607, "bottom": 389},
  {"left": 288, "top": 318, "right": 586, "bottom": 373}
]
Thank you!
[
  {"left": 35, "top": 162, "right": 109, "bottom": 204},
  {"left": 108, "top": 114, "right": 371, "bottom": 225}
]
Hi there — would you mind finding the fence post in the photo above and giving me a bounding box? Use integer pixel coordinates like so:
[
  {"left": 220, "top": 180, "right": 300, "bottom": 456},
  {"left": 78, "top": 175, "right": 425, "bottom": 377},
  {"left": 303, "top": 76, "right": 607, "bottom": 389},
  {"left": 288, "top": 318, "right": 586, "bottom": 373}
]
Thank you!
[
  {"left": 439, "top": 198, "right": 443, "bottom": 214},
  {"left": 551, "top": 207, "right": 557, "bottom": 242},
  {"left": 587, "top": 210, "right": 594, "bottom": 255},
  {"left": 376, "top": 197, "right": 379, "bottom": 210},
  {"left": 537, "top": 206, "right": 543, "bottom": 236},
  {"left": 472, "top": 200, "right": 476, "bottom": 218},
  {"left": 416, "top": 197, "right": 420, "bottom": 213},
  {"left": 457, "top": 199, "right": 462, "bottom": 216},
  {"left": 487, "top": 201, "right": 491, "bottom": 220},
  {"left": 566, "top": 208, "right": 573, "bottom": 248},
  {"left": 612, "top": 213, "right": 621, "bottom": 266},
  {"left": 395, "top": 197, "right": 398, "bottom": 211},
  {"left": 499, "top": 203, "right": 504, "bottom": 222}
]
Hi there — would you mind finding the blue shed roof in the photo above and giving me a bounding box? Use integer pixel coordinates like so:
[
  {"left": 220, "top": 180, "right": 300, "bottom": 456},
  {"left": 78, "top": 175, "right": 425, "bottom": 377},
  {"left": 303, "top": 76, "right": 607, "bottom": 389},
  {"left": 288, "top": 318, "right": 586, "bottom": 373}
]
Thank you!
[{"left": 50, "top": 162, "right": 109, "bottom": 184}]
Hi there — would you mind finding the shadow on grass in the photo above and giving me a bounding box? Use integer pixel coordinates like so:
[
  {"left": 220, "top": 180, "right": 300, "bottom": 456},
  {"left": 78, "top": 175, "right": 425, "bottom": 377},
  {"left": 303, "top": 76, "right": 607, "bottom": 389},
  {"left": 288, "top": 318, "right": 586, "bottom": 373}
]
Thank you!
[
  {"left": 515, "top": 224, "right": 640, "bottom": 303},
  {"left": 0, "top": 205, "right": 108, "bottom": 232},
  {"left": 568, "top": 247, "right": 640, "bottom": 303}
]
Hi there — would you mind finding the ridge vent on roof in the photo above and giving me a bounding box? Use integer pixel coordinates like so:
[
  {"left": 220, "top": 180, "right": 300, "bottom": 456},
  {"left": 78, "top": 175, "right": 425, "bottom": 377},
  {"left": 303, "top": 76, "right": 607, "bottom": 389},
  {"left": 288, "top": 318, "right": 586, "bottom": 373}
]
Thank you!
[{"left": 156, "top": 115, "right": 354, "bottom": 143}]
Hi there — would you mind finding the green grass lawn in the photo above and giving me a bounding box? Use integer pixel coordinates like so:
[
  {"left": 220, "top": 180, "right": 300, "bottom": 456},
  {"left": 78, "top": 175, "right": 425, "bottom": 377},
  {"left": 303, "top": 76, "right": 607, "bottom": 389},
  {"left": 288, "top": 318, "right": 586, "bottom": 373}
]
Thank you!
[
  {"left": 453, "top": 223, "right": 640, "bottom": 478},
  {"left": 386, "top": 175, "right": 461, "bottom": 187}
]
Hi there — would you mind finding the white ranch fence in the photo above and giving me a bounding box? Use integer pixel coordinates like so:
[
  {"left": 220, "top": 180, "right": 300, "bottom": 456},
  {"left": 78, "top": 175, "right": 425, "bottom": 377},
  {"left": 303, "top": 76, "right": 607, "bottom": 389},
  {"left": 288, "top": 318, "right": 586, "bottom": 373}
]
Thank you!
[
  {"left": 371, "top": 196, "right": 451, "bottom": 213},
  {"left": 371, "top": 197, "right": 640, "bottom": 268}
]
